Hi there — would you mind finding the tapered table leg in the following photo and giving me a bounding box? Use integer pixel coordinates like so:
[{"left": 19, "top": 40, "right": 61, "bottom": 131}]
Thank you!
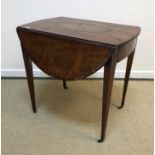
[
  {"left": 118, "top": 51, "right": 135, "bottom": 109},
  {"left": 21, "top": 45, "right": 37, "bottom": 113},
  {"left": 98, "top": 54, "right": 117, "bottom": 143},
  {"left": 63, "top": 80, "right": 68, "bottom": 89}
]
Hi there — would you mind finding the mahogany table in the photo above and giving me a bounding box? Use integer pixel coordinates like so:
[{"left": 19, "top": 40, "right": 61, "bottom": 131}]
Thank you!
[{"left": 16, "top": 17, "right": 141, "bottom": 142}]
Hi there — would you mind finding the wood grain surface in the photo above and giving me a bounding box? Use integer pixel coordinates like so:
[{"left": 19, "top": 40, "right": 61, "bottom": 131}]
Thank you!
[
  {"left": 17, "top": 29, "right": 112, "bottom": 80},
  {"left": 18, "top": 17, "right": 140, "bottom": 46}
]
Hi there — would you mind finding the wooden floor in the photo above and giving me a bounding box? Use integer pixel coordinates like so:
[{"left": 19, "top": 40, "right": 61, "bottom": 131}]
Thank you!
[{"left": 2, "top": 79, "right": 154, "bottom": 155}]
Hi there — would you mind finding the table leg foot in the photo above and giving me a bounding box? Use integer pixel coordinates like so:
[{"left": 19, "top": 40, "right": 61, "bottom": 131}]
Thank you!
[
  {"left": 63, "top": 80, "right": 68, "bottom": 89},
  {"left": 118, "top": 105, "right": 124, "bottom": 109},
  {"left": 98, "top": 138, "right": 104, "bottom": 143},
  {"left": 33, "top": 107, "right": 37, "bottom": 113}
]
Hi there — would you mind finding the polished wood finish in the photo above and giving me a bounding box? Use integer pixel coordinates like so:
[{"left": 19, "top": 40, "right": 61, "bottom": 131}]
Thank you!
[
  {"left": 18, "top": 17, "right": 140, "bottom": 46},
  {"left": 117, "top": 38, "right": 137, "bottom": 62},
  {"left": 21, "top": 45, "right": 36, "bottom": 113},
  {"left": 118, "top": 51, "right": 135, "bottom": 109},
  {"left": 16, "top": 17, "right": 141, "bottom": 142},
  {"left": 17, "top": 29, "right": 112, "bottom": 80},
  {"left": 98, "top": 51, "right": 117, "bottom": 142}
]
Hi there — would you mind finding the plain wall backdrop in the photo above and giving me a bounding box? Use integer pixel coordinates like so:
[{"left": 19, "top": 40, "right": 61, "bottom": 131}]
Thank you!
[{"left": 2, "top": 0, "right": 154, "bottom": 78}]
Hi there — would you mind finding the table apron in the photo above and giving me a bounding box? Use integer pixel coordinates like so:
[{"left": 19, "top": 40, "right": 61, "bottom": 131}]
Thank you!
[{"left": 117, "top": 37, "right": 137, "bottom": 62}]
